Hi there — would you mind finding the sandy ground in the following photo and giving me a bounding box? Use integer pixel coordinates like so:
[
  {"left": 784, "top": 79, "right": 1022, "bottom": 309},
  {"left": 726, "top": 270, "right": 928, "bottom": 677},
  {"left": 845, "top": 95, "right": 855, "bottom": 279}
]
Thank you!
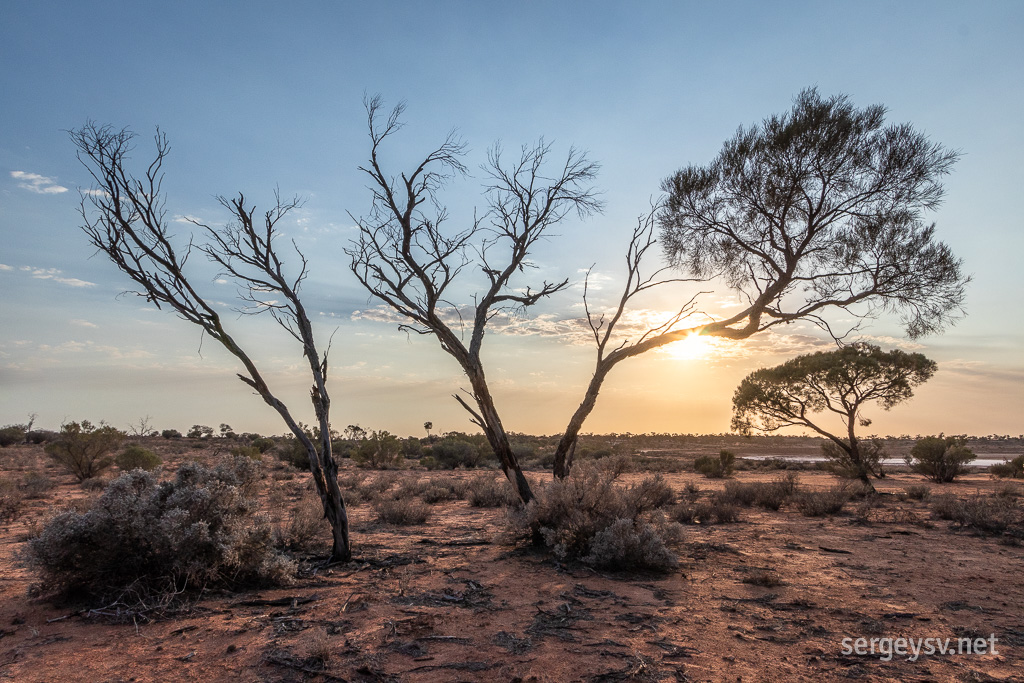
[{"left": 0, "top": 441, "right": 1021, "bottom": 682}]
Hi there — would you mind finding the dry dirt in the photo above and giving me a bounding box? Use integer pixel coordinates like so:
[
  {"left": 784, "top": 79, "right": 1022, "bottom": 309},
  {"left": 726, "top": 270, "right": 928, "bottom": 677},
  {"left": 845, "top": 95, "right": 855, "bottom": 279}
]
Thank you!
[{"left": 0, "top": 441, "right": 1021, "bottom": 682}]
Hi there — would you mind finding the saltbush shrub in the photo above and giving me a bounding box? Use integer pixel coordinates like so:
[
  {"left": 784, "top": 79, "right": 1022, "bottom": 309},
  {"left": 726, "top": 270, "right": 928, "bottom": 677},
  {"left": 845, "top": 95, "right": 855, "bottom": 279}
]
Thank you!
[
  {"left": 274, "top": 495, "right": 325, "bottom": 551},
  {"left": 467, "top": 473, "right": 520, "bottom": 507},
  {"left": 506, "top": 463, "right": 680, "bottom": 571},
  {"left": 931, "top": 493, "right": 1021, "bottom": 536},
  {"left": 45, "top": 421, "right": 125, "bottom": 481},
  {"left": 25, "top": 456, "right": 290, "bottom": 610},
  {"left": 422, "top": 437, "right": 493, "bottom": 469},
  {"left": 990, "top": 455, "right": 1024, "bottom": 480},
  {"left": 694, "top": 450, "right": 735, "bottom": 478},
  {"left": 795, "top": 487, "right": 849, "bottom": 517},
  {"left": 21, "top": 471, "right": 55, "bottom": 498},
  {"left": 374, "top": 497, "right": 431, "bottom": 525},
  {"left": 115, "top": 444, "right": 163, "bottom": 472},
  {"left": 0, "top": 478, "right": 23, "bottom": 523},
  {"left": 904, "top": 484, "right": 932, "bottom": 501},
  {"left": 906, "top": 435, "right": 976, "bottom": 483}
]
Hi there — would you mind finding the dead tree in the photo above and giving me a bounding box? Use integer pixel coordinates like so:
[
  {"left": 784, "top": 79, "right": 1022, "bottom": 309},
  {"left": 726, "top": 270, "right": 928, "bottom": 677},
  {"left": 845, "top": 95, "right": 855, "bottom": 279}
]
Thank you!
[
  {"left": 553, "top": 88, "right": 968, "bottom": 478},
  {"left": 347, "top": 97, "right": 600, "bottom": 502},
  {"left": 70, "top": 122, "right": 351, "bottom": 562}
]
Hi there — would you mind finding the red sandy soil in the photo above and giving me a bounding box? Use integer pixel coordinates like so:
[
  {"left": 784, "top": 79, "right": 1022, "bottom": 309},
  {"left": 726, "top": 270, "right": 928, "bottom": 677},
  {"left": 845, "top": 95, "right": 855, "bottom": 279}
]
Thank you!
[{"left": 0, "top": 441, "right": 1021, "bottom": 682}]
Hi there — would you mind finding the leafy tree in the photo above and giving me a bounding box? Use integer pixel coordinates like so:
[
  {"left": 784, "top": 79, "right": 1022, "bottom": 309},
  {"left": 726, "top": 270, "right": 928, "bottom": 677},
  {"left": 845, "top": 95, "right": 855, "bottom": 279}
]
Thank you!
[
  {"left": 732, "top": 343, "right": 936, "bottom": 487},
  {"left": 552, "top": 88, "right": 968, "bottom": 478},
  {"left": 45, "top": 420, "right": 126, "bottom": 481},
  {"left": 71, "top": 123, "right": 351, "bottom": 561}
]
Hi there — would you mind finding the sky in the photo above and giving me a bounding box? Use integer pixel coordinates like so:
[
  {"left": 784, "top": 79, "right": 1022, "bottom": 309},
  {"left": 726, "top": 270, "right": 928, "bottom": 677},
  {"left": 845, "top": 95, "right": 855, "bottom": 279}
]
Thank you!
[{"left": 1, "top": 1, "right": 1022, "bottom": 439}]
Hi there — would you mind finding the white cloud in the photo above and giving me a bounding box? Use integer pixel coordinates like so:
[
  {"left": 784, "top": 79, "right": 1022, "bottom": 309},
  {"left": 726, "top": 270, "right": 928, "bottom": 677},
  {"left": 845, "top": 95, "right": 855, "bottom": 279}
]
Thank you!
[
  {"left": 0, "top": 264, "right": 13, "bottom": 271},
  {"left": 853, "top": 335, "right": 925, "bottom": 351},
  {"left": 19, "top": 266, "right": 96, "bottom": 288},
  {"left": 10, "top": 171, "right": 68, "bottom": 195},
  {"left": 70, "top": 319, "right": 98, "bottom": 328}
]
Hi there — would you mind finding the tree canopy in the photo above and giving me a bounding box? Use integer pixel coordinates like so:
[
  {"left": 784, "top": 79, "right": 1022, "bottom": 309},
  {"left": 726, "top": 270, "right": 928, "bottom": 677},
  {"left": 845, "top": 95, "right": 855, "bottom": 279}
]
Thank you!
[
  {"left": 659, "top": 87, "right": 968, "bottom": 341},
  {"left": 732, "top": 343, "right": 937, "bottom": 484}
]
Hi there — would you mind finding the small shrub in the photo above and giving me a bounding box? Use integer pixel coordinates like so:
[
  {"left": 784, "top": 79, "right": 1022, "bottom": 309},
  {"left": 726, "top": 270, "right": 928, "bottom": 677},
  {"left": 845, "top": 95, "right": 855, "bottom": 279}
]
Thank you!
[
  {"left": 250, "top": 437, "right": 276, "bottom": 453},
  {"left": 0, "top": 425, "right": 27, "bottom": 447},
  {"left": 583, "top": 518, "right": 679, "bottom": 571},
  {"left": 374, "top": 497, "right": 430, "bottom": 525},
  {"left": 26, "top": 430, "right": 58, "bottom": 445},
  {"left": 25, "top": 457, "right": 291, "bottom": 610},
  {"left": 116, "top": 444, "right": 163, "bottom": 472},
  {"left": 467, "top": 474, "right": 519, "bottom": 507},
  {"left": 230, "top": 445, "right": 263, "bottom": 461},
  {"left": 80, "top": 476, "right": 108, "bottom": 491},
  {"left": 45, "top": 421, "right": 125, "bottom": 481},
  {"left": 624, "top": 474, "right": 675, "bottom": 512},
  {"left": 694, "top": 450, "right": 735, "bottom": 479},
  {"left": 506, "top": 462, "right": 681, "bottom": 571},
  {"left": 161, "top": 429, "right": 183, "bottom": 439},
  {"left": 795, "top": 488, "right": 849, "bottom": 517},
  {"left": 681, "top": 481, "right": 701, "bottom": 502},
  {"left": 904, "top": 484, "right": 932, "bottom": 501},
  {"left": 742, "top": 569, "right": 783, "bottom": 587},
  {"left": 0, "top": 479, "right": 23, "bottom": 522},
  {"left": 931, "top": 494, "right": 1020, "bottom": 535},
  {"left": 21, "top": 471, "right": 55, "bottom": 498},
  {"left": 990, "top": 455, "right": 1024, "bottom": 480},
  {"left": 275, "top": 496, "right": 325, "bottom": 551},
  {"left": 906, "top": 435, "right": 976, "bottom": 483}
]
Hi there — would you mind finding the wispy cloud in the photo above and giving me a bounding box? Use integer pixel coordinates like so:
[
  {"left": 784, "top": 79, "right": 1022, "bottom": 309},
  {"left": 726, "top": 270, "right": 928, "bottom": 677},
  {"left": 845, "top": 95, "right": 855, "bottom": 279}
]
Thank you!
[
  {"left": 10, "top": 171, "right": 68, "bottom": 194},
  {"left": 0, "top": 264, "right": 13, "bottom": 271},
  {"left": 19, "top": 266, "right": 96, "bottom": 288},
  {"left": 70, "top": 319, "right": 98, "bottom": 328}
]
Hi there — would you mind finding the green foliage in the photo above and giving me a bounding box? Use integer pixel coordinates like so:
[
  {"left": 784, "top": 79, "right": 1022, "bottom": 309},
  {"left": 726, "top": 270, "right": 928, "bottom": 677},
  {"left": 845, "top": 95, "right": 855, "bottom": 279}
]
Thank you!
[
  {"left": 187, "top": 424, "right": 214, "bottom": 439},
  {"left": 44, "top": 421, "right": 126, "bottom": 481},
  {"left": 352, "top": 430, "right": 404, "bottom": 469},
  {"left": 733, "top": 344, "right": 935, "bottom": 483},
  {"left": 422, "top": 436, "right": 494, "bottom": 469},
  {"left": 659, "top": 87, "right": 966, "bottom": 341},
  {"left": 25, "top": 457, "right": 290, "bottom": 609},
  {"left": 161, "top": 429, "right": 182, "bottom": 439},
  {"left": 990, "top": 455, "right": 1024, "bottom": 480},
  {"left": 694, "top": 450, "right": 735, "bottom": 478},
  {"left": 0, "top": 425, "right": 27, "bottom": 447},
  {"left": 907, "top": 435, "right": 976, "bottom": 483},
  {"left": 230, "top": 445, "right": 263, "bottom": 460},
  {"left": 115, "top": 444, "right": 163, "bottom": 471}
]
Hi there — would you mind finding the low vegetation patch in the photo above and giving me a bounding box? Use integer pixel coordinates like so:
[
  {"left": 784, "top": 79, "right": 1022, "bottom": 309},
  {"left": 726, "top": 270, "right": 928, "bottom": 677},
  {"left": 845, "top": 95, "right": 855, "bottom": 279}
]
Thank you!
[
  {"left": 990, "top": 454, "right": 1024, "bottom": 479},
  {"left": 115, "top": 444, "right": 163, "bottom": 472},
  {"left": 44, "top": 421, "right": 125, "bottom": 482},
  {"left": 506, "top": 463, "right": 681, "bottom": 572},
  {"left": 694, "top": 450, "right": 735, "bottom": 479},
  {"left": 906, "top": 435, "right": 976, "bottom": 483},
  {"left": 467, "top": 473, "right": 520, "bottom": 508},
  {"left": 24, "top": 456, "right": 292, "bottom": 614},
  {"left": 931, "top": 493, "right": 1022, "bottom": 537},
  {"left": 795, "top": 487, "right": 850, "bottom": 517},
  {"left": 374, "top": 497, "right": 431, "bottom": 525}
]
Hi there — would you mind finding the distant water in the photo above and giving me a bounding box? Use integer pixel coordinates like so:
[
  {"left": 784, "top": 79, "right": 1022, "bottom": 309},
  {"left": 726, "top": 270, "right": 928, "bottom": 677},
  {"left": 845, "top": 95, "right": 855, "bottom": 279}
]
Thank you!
[{"left": 742, "top": 454, "right": 1011, "bottom": 467}]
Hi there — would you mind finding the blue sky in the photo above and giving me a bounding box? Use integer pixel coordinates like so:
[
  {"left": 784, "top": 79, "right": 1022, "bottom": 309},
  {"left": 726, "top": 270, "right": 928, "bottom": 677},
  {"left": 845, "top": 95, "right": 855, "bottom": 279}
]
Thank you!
[{"left": 1, "top": 1, "right": 1022, "bottom": 437}]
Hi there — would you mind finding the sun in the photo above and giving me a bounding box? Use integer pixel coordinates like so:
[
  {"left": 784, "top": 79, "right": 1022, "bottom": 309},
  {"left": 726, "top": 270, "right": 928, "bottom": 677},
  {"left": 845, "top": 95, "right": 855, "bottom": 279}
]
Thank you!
[{"left": 664, "top": 332, "right": 722, "bottom": 361}]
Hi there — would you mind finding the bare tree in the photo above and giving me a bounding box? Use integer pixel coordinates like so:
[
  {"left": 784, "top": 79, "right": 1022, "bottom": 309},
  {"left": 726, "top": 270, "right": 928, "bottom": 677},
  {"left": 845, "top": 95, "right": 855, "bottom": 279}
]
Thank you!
[
  {"left": 552, "top": 88, "right": 968, "bottom": 477},
  {"left": 70, "top": 122, "right": 351, "bottom": 562},
  {"left": 347, "top": 97, "right": 601, "bottom": 502}
]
